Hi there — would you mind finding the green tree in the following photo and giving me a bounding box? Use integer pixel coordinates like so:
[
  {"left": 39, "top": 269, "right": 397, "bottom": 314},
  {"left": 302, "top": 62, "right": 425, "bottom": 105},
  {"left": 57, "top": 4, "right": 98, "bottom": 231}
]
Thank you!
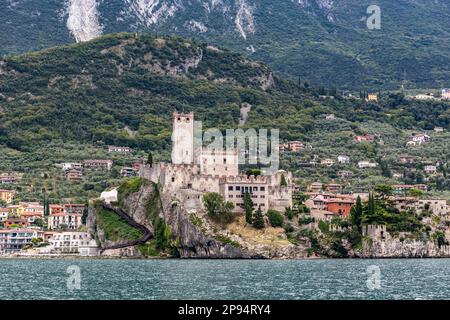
[
  {"left": 202, "top": 192, "right": 235, "bottom": 225},
  {"left": 154, "top": 216, "right": 169, "bottom": 250},
  {"left": 253, "top": 206, "right": 265, "bottom": 229},
  {"left": 147, "top": 152, "right": 153, "bottom": 167},
  {"left": 374, "top": 184, "right": 393, "bottom": 200},
  {"left": 285, "top": 207, "right": 294, "bottom": 220},
  {"left": 367, "top": 192, "right": 375, "bottom": 216},
  {"left": 409, "top": 188, "right": 424, "bottom": 198},
  {"left": 243, "top": 192, "right": 254, "bottom": 224},
  {"left": 267, "top": 209, "right": 284, "bottom": 227},
  {"left": 246, "top": 169, "right": 261, "bottom": 176},
  {"left": 350, "top": 196, "right": 363, "bottom": 231},
  {"left": 32, "top": 218, "right": 44, "bottom": 228},
  {"left": 203, "top": 192, "right": 224, "bottom": 219}
]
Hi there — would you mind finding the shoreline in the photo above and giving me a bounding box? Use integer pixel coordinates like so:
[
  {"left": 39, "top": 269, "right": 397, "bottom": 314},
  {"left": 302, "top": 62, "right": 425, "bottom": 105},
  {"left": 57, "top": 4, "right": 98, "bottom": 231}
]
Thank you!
[{"left": 2, "top": 254, "right": 450, "bottom": 260}]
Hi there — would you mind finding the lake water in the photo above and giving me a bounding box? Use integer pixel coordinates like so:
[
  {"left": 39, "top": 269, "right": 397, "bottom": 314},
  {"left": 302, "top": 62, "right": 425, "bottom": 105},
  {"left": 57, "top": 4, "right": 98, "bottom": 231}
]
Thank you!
[{"left": 1, "top": 259, "right": 449, "bottom": 300}]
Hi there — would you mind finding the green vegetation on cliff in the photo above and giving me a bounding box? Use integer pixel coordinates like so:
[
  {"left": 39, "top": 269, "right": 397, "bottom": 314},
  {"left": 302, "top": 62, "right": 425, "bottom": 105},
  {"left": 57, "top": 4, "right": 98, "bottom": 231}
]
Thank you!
[{"left": 94, "top": 202, "right": 144, "bottom": 242}]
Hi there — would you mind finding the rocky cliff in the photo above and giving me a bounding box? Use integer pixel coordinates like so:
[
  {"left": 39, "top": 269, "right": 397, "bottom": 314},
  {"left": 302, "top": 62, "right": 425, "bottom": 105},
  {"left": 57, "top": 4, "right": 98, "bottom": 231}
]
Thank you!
[
  {"left": 88, "top": 179, "right": 262, "bottom": 258},
  {"left": 355, "top": 239, "right": 450, "bottom": 258},
  {"left": 88, "top": 178, "right": 450, "bottom": 259}
]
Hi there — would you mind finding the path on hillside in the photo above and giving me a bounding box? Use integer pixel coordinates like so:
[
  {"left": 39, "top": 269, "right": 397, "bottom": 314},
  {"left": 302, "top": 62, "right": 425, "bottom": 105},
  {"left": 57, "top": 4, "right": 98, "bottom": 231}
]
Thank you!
[{"left": 100, "top": 202, "right": 152, "bottom": 251}]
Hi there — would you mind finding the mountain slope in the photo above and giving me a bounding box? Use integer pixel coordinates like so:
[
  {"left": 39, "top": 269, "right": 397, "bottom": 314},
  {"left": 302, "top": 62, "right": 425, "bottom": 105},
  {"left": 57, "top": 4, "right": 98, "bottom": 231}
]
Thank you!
[
  {"left": 1, "top": 33, "right": 450, "bottom": 202},
  {"left": 1, "top": 0, "right": 450, "bottom": 89},
  {"left": 0, "top": 32, "right": 449, "bottom": 152}
]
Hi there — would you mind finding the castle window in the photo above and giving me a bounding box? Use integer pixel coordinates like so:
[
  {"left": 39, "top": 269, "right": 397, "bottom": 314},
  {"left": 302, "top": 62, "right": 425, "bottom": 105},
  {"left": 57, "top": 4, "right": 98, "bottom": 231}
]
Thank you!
[
  {"left": 187, "top": 183, "right": 192, "bottom": 189},
  {"left": 253, "top": 187, "right": 258, "bottom": 191},
  {"left": 260, "top": 187, "right": 265, "bottom": 191},
  {"left": 236, "top": 186, "right": 241, "bottom": 191},
  {"left": 186, "top": 117, "right": 190, "bottom": 121},
  {"left": 223, "top": 158, "right": 227, "bottom": 164},
  {"left": 171, "top": 177, "right": 175, "bottom": 182},
  {"left": 228, "top": 186, "right": 233, "bottom": 191},
  {"left": 178, "top": 117, "right": 181, "bottom": 121}
]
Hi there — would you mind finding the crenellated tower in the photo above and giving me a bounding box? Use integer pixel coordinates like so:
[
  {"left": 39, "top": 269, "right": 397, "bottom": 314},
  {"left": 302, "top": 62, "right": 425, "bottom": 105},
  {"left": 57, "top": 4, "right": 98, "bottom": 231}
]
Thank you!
[{"left": 171, "top": 112, "right": 195, "bottom": 164}]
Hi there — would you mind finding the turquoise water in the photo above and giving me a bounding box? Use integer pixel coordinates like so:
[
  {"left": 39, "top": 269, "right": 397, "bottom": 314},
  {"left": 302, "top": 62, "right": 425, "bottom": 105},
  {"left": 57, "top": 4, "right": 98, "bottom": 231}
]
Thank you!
[{"left": 1, "top": 259, "right": 449, "bottom": 300}]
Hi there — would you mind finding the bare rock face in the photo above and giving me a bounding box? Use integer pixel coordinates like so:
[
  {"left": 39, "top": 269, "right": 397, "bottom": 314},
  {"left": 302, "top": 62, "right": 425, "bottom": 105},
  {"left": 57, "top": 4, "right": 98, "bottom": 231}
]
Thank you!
[
  {"left": 161, "top": 194, "right": 261, "bottom": 259},
  {"left": 118, "top": 182, "right": 155, "bottom": 232},
  {"left": 355, "top": 239, "right": 450, "bottom": 258},
  {"left": 101, "top": 247, "right": 143, "bottom": 257}
]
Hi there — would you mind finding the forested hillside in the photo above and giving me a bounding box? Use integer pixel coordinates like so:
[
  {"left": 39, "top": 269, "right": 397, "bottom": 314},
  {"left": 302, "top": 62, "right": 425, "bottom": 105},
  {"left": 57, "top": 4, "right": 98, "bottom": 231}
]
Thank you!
[
  {"left": 0, "top": 33, "right": 449, "bottom": 201},
  {"left": 1, "top": 0, "right": 450, "bottom": 89}
]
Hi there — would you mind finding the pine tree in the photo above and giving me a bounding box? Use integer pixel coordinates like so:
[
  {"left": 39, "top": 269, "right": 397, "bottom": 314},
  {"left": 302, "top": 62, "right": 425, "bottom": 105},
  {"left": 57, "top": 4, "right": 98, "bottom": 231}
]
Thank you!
[
  {"left": 253, "top": 206, "right": 265, "bottom": 229},
  {"left": 243, "top": 192, "right": 254, "bottom": 224}
]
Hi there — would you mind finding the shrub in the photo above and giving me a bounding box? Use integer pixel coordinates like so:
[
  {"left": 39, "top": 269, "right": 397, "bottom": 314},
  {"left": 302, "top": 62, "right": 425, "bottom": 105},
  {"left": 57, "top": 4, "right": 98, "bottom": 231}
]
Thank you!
[
  {"left": 203, "top": 192, "right": 235, "bottom": 225},
  {"left": 267, "top": 209, "right": 284, "bottom": 227}
]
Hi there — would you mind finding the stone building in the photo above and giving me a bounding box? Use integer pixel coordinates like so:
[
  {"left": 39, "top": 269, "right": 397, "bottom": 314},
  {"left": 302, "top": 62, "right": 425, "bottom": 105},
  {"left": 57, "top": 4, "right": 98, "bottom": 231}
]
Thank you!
[
  {"left": 141, "top": 112, "right": 293, "bottom": 213},
  {"left": 362, "top": 224, "right": 387, "bottom": 241}
]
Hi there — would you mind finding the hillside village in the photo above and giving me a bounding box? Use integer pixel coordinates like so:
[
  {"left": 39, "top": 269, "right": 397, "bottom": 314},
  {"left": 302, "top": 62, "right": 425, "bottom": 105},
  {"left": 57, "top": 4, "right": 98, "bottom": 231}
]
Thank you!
[
  {"left": 1, "top": 110, "right": 450, "bottom": 258},
  {"left": 1, "top": 33, "right": 450, "bottom": 257}
]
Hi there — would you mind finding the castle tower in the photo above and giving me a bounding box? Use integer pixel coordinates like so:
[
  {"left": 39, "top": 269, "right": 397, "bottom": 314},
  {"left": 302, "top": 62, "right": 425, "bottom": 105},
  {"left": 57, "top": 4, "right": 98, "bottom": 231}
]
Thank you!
[{"left": 171, "top": 112, "right": 195, "bottom": 164}]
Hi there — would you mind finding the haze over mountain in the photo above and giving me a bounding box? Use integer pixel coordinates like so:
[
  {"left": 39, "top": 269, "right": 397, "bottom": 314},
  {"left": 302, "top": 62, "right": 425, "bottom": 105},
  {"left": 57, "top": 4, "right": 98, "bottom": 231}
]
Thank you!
[{"left": 1, "top": 0, "right": 450, "bottom": 89}]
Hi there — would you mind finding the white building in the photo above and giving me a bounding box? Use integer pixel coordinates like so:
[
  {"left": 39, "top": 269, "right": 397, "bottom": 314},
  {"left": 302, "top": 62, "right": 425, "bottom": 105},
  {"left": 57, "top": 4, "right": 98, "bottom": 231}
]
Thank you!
[
  {"left": 108, "top": 146, "right": 131, "bottom": 153},
  {"left": 321, "top": 159, "right": 335, "bottom": 167},
  {"left": 358, "top": 161, "right": 378, "bottom": 169},
  {"left": 100, "top": 189, "right": 118, "bottom": 204},
  {"left": 424, "top": 165, "right": 437, "bottom": 175},
  {"left": 337, "top": 155, "right": 350, "bottom": 164},
  {"left": 62, "top": 163, "right": 82, "bottom": 171},
  {"left": 48, "top": 213, "right": 82, "bottom": 230},
  {"left": 0, "top": 229, "right": 44, "bottom": 253},
  {"left": 442, "top": 89, "right": 450, "bottom": 100},
  {"left": 47, "top": 232, "right": 98, "bottom": 254},
  {"left": 411, "top": 134, "right": 431, "bottom": 145},
  {"left": 413, "top": 94, "right": 435, "bottom": 101}
]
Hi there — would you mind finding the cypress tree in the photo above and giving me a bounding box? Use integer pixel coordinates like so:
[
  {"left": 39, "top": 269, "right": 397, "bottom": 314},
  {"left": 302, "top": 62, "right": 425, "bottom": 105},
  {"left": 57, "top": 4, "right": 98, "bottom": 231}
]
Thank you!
[
  {"left": 350, "top": 196, "right": 363, "bottom": 231},
  {"left": 243, "top": 192, "right": 254, "bottom": 224},
  {"left": 147, "top": 152, "right": 153, "bottom": 167}
]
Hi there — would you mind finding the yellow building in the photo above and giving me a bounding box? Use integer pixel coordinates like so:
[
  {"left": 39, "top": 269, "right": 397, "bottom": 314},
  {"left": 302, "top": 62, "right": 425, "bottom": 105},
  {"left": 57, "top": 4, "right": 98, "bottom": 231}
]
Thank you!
[
  {"left": 0, "top": 189, "right": 14, "bottom": 204},
  {"left": 367, "top": 93, "right": 378, "bottom": 102}
]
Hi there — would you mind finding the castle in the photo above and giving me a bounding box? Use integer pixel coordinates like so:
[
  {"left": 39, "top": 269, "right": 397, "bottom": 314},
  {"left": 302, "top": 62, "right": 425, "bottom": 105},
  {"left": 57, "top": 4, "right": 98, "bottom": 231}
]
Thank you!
[{"left": 141, "top": 112, "right": 293, "bottom": 213}]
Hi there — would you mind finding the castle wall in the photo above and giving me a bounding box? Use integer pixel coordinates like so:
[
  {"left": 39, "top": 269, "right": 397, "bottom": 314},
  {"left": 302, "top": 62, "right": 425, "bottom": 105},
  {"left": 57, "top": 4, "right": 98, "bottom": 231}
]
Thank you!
[
  {"left": 200, "top": 148, "right": 239, "bottom": 176},
  {"left": 141, "top": 112, "right": 294, "bottom": 215}
]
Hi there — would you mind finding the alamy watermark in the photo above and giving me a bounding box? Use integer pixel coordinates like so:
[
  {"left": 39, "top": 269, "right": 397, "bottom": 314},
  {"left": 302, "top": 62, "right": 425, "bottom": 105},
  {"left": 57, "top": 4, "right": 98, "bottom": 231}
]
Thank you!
[
  {"left": 364, "top": 5, "right": 381, "bottom": 30},
  {"left": 172, "top": 120, "right": 280, "bottom": 174},
  {"left": 66, "top": 265, "right": 81, "bottom": 291},
  {"left": 366, "top": 265, "right": 382, "bottom": 290}
]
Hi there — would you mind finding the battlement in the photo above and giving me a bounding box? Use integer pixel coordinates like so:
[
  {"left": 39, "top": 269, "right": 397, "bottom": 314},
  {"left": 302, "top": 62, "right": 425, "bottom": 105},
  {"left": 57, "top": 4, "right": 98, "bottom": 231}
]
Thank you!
[
  {"left": 219, "top": 175, "right": 268, "bottom": 184},
  {"left": 362, "top": 224, "right": 388, "bottom": 241},
  {"left": 173, "top": 112, "right": 194, "bottom": 122}
]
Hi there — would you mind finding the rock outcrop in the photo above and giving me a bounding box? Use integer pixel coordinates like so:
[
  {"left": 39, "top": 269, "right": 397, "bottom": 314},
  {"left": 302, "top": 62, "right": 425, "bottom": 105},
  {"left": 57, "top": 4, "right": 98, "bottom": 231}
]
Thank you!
[{"left": 355, "top": 239, "right": 450, "bottom": 258}]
